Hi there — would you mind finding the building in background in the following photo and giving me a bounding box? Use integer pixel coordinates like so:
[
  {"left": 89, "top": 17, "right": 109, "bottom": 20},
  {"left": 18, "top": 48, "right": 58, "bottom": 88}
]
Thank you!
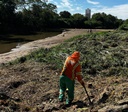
[{"left": 85, "top": 8, "right": 91, "bottom": 19}]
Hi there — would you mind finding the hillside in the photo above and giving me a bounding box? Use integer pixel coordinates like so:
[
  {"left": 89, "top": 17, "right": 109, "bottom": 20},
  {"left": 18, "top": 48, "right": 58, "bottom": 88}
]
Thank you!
[
  {"left": 0, "top": 29, "right": 88, "bottom": 64},
  {"left": 0, "top": 30, "right": 128, "bottom": 112}
]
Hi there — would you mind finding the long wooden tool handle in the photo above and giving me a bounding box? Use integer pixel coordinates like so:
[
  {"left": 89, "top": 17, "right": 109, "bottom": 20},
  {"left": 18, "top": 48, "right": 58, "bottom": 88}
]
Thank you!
[{"left": 84, "top": 86, "right": 92, "bottom": 105}]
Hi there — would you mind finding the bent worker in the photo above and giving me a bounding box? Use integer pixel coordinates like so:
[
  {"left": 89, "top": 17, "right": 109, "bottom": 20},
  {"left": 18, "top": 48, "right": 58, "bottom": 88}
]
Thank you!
[{"left": 59, "top": 51, "right": 85, "bottom": 105}]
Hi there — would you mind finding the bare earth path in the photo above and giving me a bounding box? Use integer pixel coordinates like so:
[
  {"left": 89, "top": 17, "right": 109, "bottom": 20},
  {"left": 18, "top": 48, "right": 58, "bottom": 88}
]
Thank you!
[{"left": 0, "top": 29, "right": 88, "bottom": 64}]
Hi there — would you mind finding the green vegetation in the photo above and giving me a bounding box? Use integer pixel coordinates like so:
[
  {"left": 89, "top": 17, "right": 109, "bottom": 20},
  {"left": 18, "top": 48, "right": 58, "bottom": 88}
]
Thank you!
[
  {"left": 1, "top": 30, "right": 128, "bottom": 112},
  {"left": 119, "top": 19, "right": 128, "bottom": 30},
  {"left": 0, "top": 0, "right": 126, "bottom": 34},
  {"left": 12, "top": 30, "right": 128, "bottom": 77}
]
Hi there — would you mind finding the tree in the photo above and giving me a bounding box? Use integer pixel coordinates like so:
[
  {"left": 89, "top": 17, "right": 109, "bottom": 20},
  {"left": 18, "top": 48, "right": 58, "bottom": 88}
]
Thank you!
[
  {"left": 92, "top": 13, "right": 107, "bottom": 28},
  {"left": 57, "top": 11, "right": 72, "bottom": 28},
  {"left": 15, "top": 0, "right": 47, "bottom": 10},
  {"left": 72, "top": 13, "right": 87, "bottom": 28},
  {"left": 31, "top": 3, "right": 58, "bottom": 30},
  {"left": 91, "top": 12, "right": 121, "bottom": 29},
  {"left": 84, "top": 20, "right": 102, "bottom": 29},
  {"left": 46, "top": 3, "right": 57, "bottom": 13},
  {"left": 119, "top": 19, "right": 128, "bottom": 30},
  {"left": 59, "top": 11, "right": 71, "bottom": 18},
  {"left": 0, "top": 0, "right": 16, "bottom": 32}
]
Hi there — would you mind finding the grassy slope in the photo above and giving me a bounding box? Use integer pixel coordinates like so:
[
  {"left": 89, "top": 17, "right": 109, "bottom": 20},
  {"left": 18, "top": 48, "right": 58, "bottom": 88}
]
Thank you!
[
  {"left": 1, "top": 30, "right": 128, "bottom": 112},
  {"left": 15, "top": 30, "right": 128, "bottom": 77}
]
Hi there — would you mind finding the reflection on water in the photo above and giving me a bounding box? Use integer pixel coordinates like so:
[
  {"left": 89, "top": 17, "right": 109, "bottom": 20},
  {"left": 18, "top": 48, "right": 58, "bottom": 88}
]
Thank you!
[{"left": 0, "top": 32, "right": 61, "bottom": 54}]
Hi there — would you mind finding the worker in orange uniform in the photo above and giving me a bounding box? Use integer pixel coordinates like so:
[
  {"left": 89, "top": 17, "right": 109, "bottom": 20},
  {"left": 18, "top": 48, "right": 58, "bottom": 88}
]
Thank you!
[{"left": 59, "top": 51, "right": 85, "bottom": 105}]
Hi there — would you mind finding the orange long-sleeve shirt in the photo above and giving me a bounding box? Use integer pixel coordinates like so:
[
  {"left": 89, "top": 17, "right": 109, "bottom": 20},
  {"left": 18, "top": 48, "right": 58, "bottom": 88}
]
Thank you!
[{"left": 61, "top": 56, "right": 83, "bottom": 83}]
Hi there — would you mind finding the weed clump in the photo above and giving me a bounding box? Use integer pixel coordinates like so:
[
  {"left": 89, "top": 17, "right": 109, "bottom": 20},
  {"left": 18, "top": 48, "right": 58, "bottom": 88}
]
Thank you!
[{"left": 11, "top": 30, "right": 128, "bottom": 77}]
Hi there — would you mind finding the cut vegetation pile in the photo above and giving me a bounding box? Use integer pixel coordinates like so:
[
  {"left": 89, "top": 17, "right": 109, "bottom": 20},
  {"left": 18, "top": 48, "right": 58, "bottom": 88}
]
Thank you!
[{"left": 0, "top": 30, "right": 128, "bottom": 112}]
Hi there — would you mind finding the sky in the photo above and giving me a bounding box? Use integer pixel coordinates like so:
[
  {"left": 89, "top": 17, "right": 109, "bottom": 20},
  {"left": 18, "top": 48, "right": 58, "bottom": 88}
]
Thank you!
[{"left": 47, "top": 0, "right": 128, "bottom": 20}]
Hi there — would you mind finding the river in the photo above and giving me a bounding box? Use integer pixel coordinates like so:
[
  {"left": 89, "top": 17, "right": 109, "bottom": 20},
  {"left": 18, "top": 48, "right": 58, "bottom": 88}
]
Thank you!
[{"left": 0, "top": 31, "right": 61, "bottom": 54}]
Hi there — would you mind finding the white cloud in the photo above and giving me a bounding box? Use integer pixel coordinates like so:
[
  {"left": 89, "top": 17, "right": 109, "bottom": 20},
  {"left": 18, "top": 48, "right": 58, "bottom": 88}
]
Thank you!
[
  {"left": 87, "top": 0, "right": 99, "bottom": 5},
  {"left": 47, "top": 0, "right": 53, "bottom": 2},
  {"left": 61, "top": 0, "right": 72, "bottom": 9},
  {"left": 76, "top": 7, "right": 82, "bottom": 11},
  {"left": 91, "top": 4, "right": 128, "bottom": 20},
  {"left": 54, "top": 2, "right": 61, "bottom": 8},
  {"left": 55, "top": 0, "right": 75, "bottom": 12},
  {"left": 49, "top": 0, "right": 74, "bottom": 12},
  {"left": 48, "top": 0, "right": 128, "bottom": 20}
]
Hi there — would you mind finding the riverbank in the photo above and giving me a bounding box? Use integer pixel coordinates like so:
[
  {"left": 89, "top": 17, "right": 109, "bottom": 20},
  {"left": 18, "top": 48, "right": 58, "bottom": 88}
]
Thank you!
[
  {"left": 0, "top": 29, "right": 127, "bottom": 112},
  {"left": 0, "top": 29, "right": 89, "bottom": 64}
]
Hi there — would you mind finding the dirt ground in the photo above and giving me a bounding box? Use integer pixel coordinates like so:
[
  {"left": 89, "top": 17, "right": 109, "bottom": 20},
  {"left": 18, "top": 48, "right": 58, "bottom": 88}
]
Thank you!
[
  {"left": 0, "top": 29, "right": 89, "bottom": 64},
  {"left": 0, "top": 29, "right": 127, "bottom": 112},
  {"left": 0, "top": 61, "right": 127, "bottom": 112}
]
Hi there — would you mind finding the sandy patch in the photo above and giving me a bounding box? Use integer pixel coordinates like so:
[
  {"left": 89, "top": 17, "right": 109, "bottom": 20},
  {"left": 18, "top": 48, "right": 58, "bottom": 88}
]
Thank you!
[{"left": 0, "top": 29, "right": 88, "bottom": 64}]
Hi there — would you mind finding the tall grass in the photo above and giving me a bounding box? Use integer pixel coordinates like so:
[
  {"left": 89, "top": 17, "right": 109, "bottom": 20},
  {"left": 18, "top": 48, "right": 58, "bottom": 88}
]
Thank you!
[{"left": 10, "top": 30, "right": 128, "bottom": 76}]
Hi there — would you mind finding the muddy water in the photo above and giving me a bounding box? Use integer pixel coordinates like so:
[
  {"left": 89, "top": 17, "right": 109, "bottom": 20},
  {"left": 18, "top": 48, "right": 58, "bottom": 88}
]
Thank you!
[{"left": 0, "top": 32, "right": 61, "bottom": 54}]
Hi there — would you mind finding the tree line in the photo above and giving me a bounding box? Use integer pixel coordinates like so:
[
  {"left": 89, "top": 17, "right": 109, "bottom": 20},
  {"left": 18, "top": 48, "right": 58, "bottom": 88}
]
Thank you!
[{"left": 0, "top": 0, "right": 127, "bottom": 34}]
